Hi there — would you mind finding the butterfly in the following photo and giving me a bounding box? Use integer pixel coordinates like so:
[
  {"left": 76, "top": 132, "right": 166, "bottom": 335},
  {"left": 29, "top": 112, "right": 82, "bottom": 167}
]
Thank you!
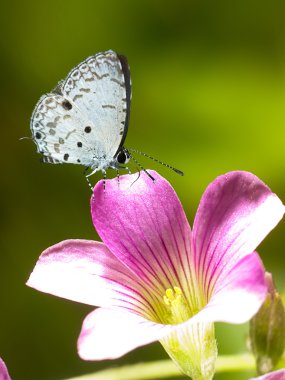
[{"left": 30, "top": 50, "right": 183, "bottom": 185}]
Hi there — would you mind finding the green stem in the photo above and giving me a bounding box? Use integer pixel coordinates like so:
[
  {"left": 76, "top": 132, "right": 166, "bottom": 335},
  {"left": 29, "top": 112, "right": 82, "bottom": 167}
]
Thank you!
[{"left": 66, "top": 354, "right": 285, "bottom": 380}]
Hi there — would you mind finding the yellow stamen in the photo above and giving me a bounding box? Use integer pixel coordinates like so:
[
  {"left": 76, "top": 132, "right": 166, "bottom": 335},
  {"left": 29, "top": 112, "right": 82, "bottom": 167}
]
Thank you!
[{"left": 163, "top": 286, "right": 191, "bottom": 324}]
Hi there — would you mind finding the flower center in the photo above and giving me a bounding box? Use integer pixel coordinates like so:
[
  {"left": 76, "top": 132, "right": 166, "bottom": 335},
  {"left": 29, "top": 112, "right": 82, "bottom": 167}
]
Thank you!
[{"left": 163, "top": 286, "right": 192, "bottom": 324}]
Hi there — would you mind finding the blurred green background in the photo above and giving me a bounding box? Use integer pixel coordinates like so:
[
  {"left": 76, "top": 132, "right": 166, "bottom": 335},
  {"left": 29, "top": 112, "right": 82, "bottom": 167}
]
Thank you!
[{"left": 0, "top": 0, "right": 285, "bottom": 379}]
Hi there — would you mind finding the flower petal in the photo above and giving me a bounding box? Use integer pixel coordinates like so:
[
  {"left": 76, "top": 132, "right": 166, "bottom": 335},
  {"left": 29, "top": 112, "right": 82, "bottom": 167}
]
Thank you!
[
  {"left": 190, "top": 252, "right": 266, "bottom": 324},
  {"left": 0, "top": 358, "right": 11, "bottom": 380},
  {"left": 27, "top": 240, "right": 156, "bottom": 319},
  {"left": 192, "top": 171, "right": 284, "bottom": 297},
  {"left": 250, "top": 369, "right": 285, "bottom": 380},
  {"left": 91, "top": 171, "right": 192, "bottom": 299},
  {"left": 78, "top": 307, "right": 173, "bottom": 360}
]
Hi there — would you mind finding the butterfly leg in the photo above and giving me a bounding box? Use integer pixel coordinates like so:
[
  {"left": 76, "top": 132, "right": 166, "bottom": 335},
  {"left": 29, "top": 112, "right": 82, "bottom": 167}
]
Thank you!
[
  {"left": 86, "top": 167, "right": 99, "bottom": 178},
  {"left": 118, "top": 165, "right": 132, "bottom": 175},
  {"left": 83, "top": 167, "right": 94, "bottom": 193},
  {"left": 124, "top": 165, "right": 132, "bottom": 175},
  {"left": 86, "top": 167, "right": 101, "bottom": 195},
  {"left": 116, "top": 169, "right": 120, "bottom": 187},
  {"left": 102, "top": 170, "right": 107, "bottom": 191},
  {"left": 85, "top": 176, "right": 94, "bottom": 193}
]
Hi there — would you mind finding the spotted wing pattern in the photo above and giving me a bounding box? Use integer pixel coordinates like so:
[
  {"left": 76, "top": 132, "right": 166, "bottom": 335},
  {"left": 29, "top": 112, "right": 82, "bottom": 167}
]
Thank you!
[{"left": 30, "top": 50, "right": 131, "bottom": 166}]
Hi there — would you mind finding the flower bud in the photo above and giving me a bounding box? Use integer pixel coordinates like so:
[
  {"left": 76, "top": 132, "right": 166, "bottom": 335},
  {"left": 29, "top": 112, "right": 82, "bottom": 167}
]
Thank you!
[{"left": 249, "top": 272, "right": 285, "bottom": 374}]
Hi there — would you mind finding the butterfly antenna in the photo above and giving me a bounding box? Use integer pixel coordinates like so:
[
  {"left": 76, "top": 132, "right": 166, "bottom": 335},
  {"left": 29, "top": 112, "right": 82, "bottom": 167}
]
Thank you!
[
  {"left": 129, "top": 153, "right": 156, "bottom": 183},
  {"left": 128, "top": 148, "right": 184, "bottom": 176}
]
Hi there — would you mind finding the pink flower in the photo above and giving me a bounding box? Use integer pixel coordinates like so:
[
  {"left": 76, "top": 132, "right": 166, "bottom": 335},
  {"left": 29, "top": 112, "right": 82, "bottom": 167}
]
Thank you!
[
  {"left": 27, "top": 171, "right": 284, "bottom": 379},
  {"left": 0, "top": 358, "right": 11, "bottom": 380},
  {"left": 251, "top": 369, "right": 285, "bottom": 380}
]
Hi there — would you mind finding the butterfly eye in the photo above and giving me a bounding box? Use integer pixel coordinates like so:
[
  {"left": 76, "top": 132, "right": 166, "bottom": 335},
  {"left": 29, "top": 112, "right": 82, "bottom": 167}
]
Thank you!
[{"left": 117, "top": 150, "right": 127, "bottom": 164}]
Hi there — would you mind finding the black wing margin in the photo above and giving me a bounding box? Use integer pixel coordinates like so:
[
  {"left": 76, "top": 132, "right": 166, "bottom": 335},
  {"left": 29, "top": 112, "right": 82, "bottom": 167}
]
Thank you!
[{"left": 117, "top": 54, "right": 132, "bottom": 151}]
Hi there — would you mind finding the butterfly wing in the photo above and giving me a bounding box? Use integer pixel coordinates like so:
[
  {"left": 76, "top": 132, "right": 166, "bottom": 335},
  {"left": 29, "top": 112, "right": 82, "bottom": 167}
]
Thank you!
[
  {"left": 62, "top": 50, "right": 131, "bottom": 159},
  {"left": 30, "top": 93, "right": 104, "bottom": 165},
  {"left": 31, "top": 50, "right": 131, "bottom": 167}
]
